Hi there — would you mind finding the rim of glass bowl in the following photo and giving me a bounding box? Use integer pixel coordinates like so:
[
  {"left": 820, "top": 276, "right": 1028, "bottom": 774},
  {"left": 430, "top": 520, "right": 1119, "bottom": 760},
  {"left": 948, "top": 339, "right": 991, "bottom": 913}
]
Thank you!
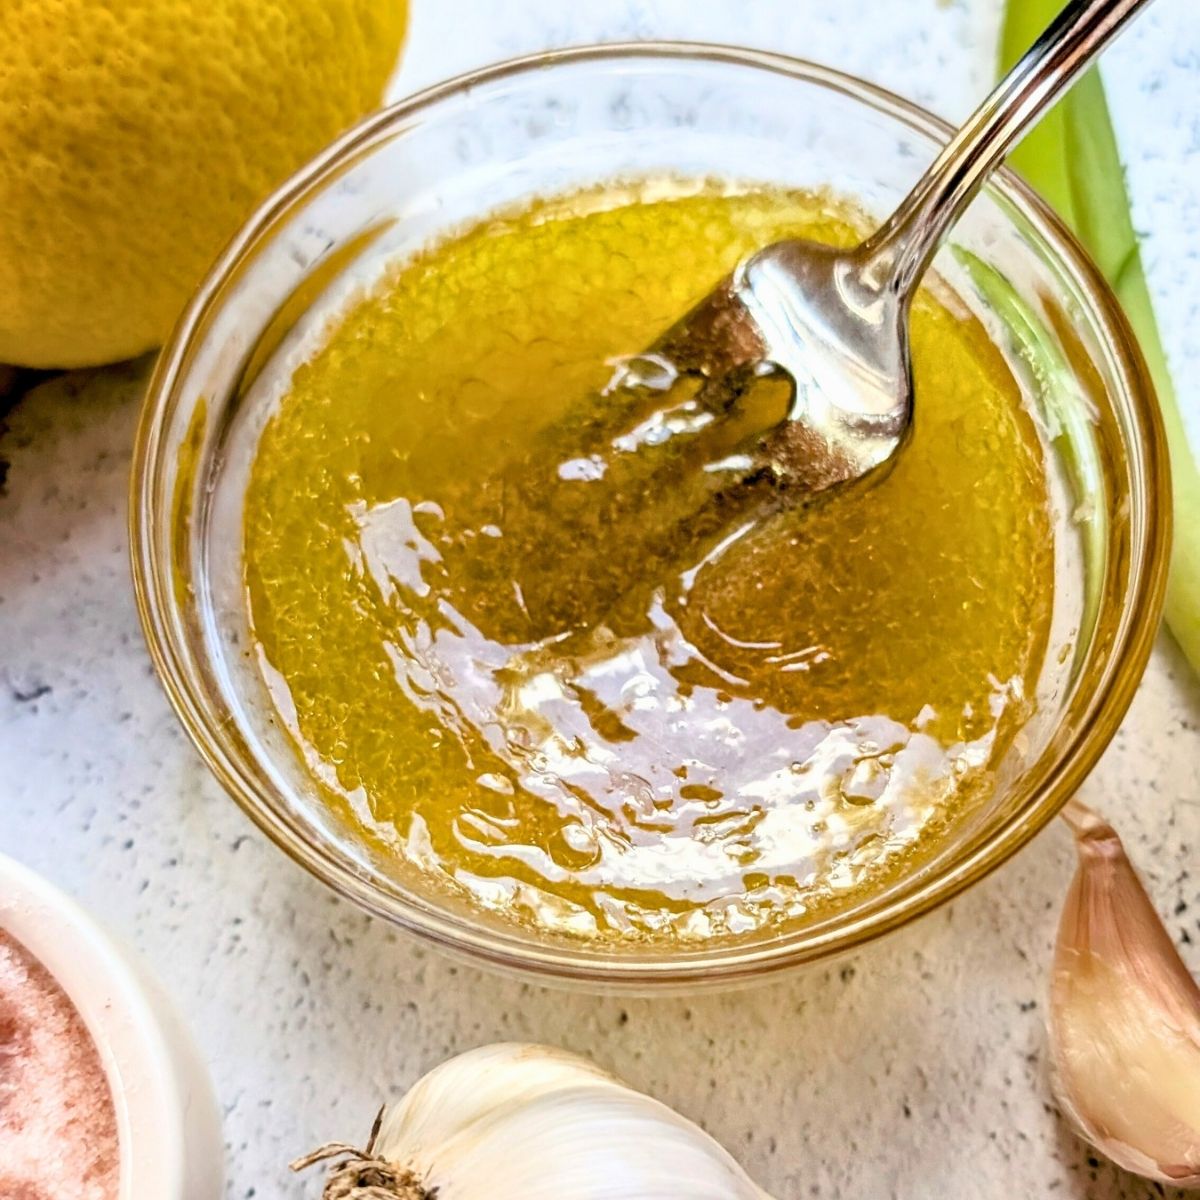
[{"left": 131, "top": 43, "right": 1171, "bottom": 989}]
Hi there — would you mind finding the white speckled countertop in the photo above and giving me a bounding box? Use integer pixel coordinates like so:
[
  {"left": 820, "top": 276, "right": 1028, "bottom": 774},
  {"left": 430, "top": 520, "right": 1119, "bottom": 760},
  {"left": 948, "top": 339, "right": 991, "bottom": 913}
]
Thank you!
[{"left": 2, "top": 3, "right": 1198, "bottom": 1198}]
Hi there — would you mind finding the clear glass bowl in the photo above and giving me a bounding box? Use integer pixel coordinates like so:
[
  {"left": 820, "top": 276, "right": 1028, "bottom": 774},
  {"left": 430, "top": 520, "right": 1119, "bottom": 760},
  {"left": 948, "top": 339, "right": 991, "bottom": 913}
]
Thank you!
[{"left": 131, "top": 45, "right": 1170, "bottom": 989}]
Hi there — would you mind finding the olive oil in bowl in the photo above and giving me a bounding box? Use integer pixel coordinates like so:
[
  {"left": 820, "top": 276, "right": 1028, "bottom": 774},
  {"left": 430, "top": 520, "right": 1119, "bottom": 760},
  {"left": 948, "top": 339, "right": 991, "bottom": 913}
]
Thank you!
[{"left": 243, "top": 183, "right": 1053, "bottom": 942}]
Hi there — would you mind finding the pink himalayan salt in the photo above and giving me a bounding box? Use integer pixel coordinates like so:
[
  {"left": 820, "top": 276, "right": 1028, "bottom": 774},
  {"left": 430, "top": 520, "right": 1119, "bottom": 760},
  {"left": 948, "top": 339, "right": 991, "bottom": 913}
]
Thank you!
[{"left": 0, "top": 926, "right": 120, "bottom": 1199}]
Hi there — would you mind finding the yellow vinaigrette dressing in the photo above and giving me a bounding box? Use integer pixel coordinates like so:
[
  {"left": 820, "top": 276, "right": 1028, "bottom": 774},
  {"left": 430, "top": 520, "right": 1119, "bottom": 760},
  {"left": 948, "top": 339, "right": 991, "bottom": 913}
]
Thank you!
[{"left": 244, "top": 184, "right": 1054, "bottom": 940}]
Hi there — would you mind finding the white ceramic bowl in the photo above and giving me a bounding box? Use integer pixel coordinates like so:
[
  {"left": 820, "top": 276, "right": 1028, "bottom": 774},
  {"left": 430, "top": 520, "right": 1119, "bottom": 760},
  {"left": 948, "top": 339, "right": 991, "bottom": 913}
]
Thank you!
[{"left": 0, "top": 852, "right": 223, "bottom": 1200}]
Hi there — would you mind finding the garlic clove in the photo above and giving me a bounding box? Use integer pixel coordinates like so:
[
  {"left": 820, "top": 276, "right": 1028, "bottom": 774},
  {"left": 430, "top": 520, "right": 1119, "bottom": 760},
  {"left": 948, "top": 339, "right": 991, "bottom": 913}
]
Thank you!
[
  {"left": 295, "top": 1043, "right": 773, "bottom": 1200},
  {"left": 1050, "top": 799, "right": 1200, "bottom": 1187}
]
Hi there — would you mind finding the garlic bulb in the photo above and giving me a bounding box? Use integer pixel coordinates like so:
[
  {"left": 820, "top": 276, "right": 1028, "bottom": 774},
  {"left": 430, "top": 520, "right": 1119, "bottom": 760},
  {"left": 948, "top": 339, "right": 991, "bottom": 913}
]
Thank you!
[
  {"left": 1050, "top": 799, "right": 1200, "bottom": 1187},
  {"left": 293, "top": 1042, "right": 774, "bottom": 1199}
]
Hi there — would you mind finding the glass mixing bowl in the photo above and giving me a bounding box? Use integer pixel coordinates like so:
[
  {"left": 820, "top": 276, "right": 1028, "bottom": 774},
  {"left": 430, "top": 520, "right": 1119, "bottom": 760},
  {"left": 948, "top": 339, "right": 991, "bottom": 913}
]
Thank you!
[{"left": 131, "top": 44, "right": 1170, "bottom": 989}]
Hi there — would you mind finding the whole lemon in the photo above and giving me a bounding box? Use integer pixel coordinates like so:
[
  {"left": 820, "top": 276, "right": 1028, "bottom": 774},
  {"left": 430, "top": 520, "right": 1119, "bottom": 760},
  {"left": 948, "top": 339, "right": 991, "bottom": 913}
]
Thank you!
[{"left": 0, "top": 0, "right": 407, "bottom": 368}]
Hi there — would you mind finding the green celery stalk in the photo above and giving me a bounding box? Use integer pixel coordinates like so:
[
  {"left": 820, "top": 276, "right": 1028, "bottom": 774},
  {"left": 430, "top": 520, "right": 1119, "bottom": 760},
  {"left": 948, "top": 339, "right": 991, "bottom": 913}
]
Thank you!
[{"left": 1001, "top": 1, "right": 1200, "bottom": 674}]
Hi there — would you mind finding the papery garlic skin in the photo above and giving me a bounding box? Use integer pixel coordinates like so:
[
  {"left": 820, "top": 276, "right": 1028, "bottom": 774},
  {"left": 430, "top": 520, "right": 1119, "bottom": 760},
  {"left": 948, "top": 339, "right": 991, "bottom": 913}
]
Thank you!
[
  {"left": 368, "top": 1043, "right": 773, "bottom": 1199},
  {"left": 1051, "top": 801, "right": 1200, "bottom": 1187}
]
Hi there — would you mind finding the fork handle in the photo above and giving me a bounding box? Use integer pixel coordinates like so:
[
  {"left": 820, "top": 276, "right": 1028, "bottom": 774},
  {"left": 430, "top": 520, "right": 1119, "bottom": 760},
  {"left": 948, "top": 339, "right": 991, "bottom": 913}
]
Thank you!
[{"left": 860, "top": 0, "right": 1154, "bottom": 299}]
